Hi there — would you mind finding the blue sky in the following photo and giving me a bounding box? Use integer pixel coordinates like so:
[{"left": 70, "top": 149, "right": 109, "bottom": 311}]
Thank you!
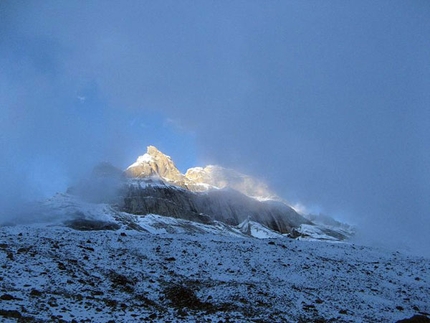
[{"left": 1, "top": 1, "right": 429, "bottom": 255}]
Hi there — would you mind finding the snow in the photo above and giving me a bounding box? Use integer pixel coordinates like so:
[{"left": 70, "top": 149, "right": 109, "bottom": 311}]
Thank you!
[
  {"left": 135, "top": 214, "right": 244, "bottom": 238},
  {"left": 0, "top": 196, "right": 429, "bottom": 322},
  {"left": 124, "top": 178, "right": 192, "bottom": 194},
  {"left": 0, "top": 222, "right": 429, "bottom": 322},
  {"left": 296, "top": 224, "right": 341, "bottom": 241},
  {"left": 237, "top": 218, "right": 283, "bottom": 239},
  {"left": 126, "top": 153, "right": 154, "bottom": 170},
  {"left": 136, "top": 153, "right": 154, "bottom": 164}
]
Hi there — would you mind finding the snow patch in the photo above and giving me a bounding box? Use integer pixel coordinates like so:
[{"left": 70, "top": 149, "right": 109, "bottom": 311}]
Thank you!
[
  {"left": 126, "top": 153, "right": 154, "bottom": 170},
  {"left": 0, "top": 221, "right": 428, "bottom": 322}
]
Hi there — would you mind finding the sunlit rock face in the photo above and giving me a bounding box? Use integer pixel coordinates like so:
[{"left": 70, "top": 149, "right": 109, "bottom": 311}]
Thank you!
[
  {"left": 125, "top": 146, "right": 187, "bottom": 186},
  {"left": 122, "top": 146, "right": 311, "bottom": 234},
  {"left": 125, "top": 146, "right": 278, "bottom": 198}
]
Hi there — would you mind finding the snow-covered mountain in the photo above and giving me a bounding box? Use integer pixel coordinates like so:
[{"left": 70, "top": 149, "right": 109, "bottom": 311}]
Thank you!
[
  {"left": 1, "top": 146, "right": 428, "bottom": 322},
  {"left": 120, "top": 146, "right": 352, "bottom": 240},
  {"left": 125, "top": 145, "right": 277, "bottom": 199},
  {"left": 125, "top": 146, "right": 188, "bottom": 188},
  {"left": 62, "top": 145, "right": 350, "bottom": 241}
]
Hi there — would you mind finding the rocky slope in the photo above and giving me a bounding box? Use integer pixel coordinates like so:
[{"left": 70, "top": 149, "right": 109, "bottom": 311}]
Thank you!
[
  {"left": 0, "top": 147, "right": 427, "bottom": 322},
  {"left": 119, "top": 146, "right": 351, "bottom": 240},
  {"left": 0, "top": 216, "right": 428, "bottom": 323},
  {"left": 122, "top": 179, "right": 310, "bottom": 234}
]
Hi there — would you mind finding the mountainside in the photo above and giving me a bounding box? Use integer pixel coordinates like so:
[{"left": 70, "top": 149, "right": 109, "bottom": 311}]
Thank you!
[
  {"left": 122, "top": 179, "right": 309, "bottom": 234},
  {"left": 0, "top": 147, "right": 429, "bottom": 322},
  {"left": 119, "top": 146, "right": 351, "bottom": 240},
  {"left": 1, "top": 216, "right": 429, "bottom": 323}
]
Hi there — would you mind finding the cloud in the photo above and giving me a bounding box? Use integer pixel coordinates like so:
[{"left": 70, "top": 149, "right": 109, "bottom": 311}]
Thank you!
[{"left": 1, "top": 1, "right": 429, "bottom": 256}]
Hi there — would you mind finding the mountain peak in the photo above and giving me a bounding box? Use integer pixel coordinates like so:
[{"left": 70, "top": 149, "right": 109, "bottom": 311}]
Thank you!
[
  {"left": 125, "top": 146, "right": 184, "bottom": 184},
  {"left": 147, "top": 145, "right": 171, "bottom": 159},
  {"left": 125, "top": 145, "right": 278, "bottom": 200}
]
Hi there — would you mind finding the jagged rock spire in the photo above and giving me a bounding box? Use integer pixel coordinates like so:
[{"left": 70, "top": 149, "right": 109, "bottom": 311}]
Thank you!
[{"left": 124, "top": 146, "right": 186, "bottom": 185}]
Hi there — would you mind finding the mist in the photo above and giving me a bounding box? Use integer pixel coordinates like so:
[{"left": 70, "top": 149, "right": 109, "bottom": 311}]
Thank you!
[{"left": 1, "top": 1, "right": 429, "bottom": 256}]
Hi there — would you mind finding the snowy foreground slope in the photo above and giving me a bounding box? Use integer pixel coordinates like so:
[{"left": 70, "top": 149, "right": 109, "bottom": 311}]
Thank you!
[{"left": 1, "top": 204, "right": 429, "bottom": 323}]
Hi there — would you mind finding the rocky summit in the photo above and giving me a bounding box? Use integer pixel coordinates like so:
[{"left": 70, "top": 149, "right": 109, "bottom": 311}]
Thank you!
[
  {"left": 124, "top": 146, "right": 187, "bottom": 186},
  {"left": 125, "top": 146, "right": 277, "bottom": 198},
  {"left": 118, "top": 146, "right": 350, "bottom": 239},
  {"left": 64, "top": 146, "right": 354, "bottom": 241}
]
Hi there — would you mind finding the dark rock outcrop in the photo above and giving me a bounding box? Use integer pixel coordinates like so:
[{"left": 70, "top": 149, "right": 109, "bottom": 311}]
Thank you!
[
  {"left": 122, "top": 180, "right": 214, "bottom": 225},
  {"left": 64, "top": 218, "right": 121, "bottom": 231},
  {"left": 396, "top": 315, "right": 430, "bottom": 323},
  {"left": 122, "top": 179, "right": 310, "bottom": 234}
]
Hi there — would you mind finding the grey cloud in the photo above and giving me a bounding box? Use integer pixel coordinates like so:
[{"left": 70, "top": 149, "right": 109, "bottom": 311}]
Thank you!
[{"left": 1, "top": 1, "right": 429, "bottom": 255}]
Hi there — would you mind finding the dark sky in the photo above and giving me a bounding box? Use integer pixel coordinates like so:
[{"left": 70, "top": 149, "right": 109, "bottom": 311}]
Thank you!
[{"left": 1, "top": 1, "right": 429, "bottom": 256}]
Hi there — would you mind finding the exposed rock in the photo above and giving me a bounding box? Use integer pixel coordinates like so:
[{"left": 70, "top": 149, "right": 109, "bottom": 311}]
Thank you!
[
  {"left": 109, "top": 272, "right": 135, "bottom": 293},
  {"left": 164, "top": 284, "right": 207, "bottom": 309},
  {"left": 125, "top": 146, "right": 278, "bottom": 198},
  {"left": 120, "top": 146, "right": 311, "bottom": 234},
  {"left": 396, "top": 315, "right": 430, "bottom": 323},
  {"left": 122, "top": 179, "right": 310, "bottom": 234},
  {"left": 125, "top": 146, "right": 187, "bottom": 187},
  {"left": 0, "top": 309, "right": 22, "bottom": 319},
  {"left": 122, "top": 180, "right": 214, "bottom": 225},
  {"left": 64, "top": 218, "right": 120, "bottom": 231},
  {"left": 1, "top": 218, "right": 428, "bottom": 322},
  {"left": 62, "top": 145, "right": 350, "bottom": 240},
  {"left": 0, "top": 294, "right": 15, "bottom": 300},
  {"left": 30, "top": 289, "right": 42, "bottom": 297}
]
